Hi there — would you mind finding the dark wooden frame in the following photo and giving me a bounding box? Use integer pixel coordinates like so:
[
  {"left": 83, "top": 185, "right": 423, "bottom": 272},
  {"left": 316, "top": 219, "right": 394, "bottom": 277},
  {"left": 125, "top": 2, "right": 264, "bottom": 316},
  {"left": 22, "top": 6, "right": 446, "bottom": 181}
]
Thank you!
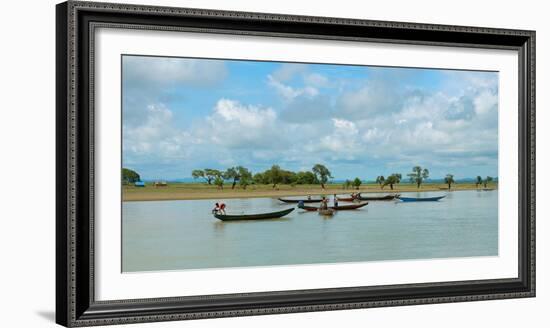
[{"left": 56, "top": 1, "right": 535, "bottom": 326}]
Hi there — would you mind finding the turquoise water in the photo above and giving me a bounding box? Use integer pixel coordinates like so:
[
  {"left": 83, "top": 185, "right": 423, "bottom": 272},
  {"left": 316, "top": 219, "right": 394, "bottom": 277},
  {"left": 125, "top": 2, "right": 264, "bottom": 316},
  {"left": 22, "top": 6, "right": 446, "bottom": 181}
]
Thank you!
[{"left": 122, "top": 190, "right": 498, "bottom": 272}]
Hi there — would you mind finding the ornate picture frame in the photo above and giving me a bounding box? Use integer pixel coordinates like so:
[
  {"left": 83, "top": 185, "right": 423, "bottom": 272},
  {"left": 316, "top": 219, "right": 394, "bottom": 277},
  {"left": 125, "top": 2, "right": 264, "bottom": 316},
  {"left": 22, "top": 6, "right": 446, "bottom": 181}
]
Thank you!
[{"left": 56, "top": 1, "right": 535, "bottom": 326}]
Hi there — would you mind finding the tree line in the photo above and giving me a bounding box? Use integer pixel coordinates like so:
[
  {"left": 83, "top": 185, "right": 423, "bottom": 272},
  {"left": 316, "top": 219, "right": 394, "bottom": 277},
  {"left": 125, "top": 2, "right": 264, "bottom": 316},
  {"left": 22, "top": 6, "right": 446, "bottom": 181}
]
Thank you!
[
  {"left": 372, "top": 166, "right": 494, "bottom": 190},
  {"left": 191, "top": 164, "right": 333, "bottom": 190},
  {"left": 124, "top": 165, "right": 495, "bottom": 190}
]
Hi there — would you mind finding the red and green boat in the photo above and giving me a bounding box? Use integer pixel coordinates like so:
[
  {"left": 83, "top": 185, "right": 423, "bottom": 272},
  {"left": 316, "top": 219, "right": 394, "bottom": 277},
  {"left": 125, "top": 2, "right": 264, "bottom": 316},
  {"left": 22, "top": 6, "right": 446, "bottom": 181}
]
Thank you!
[{"left": 298, "top": 202, "right": 369, "bottom": 211}]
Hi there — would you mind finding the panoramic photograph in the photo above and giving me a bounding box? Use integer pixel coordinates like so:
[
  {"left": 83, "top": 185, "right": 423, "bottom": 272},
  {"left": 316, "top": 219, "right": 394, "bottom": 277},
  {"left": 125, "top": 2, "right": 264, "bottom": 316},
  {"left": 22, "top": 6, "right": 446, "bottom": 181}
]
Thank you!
[{"left": 121, "top": 55, "right": 498, "bottom": 272}]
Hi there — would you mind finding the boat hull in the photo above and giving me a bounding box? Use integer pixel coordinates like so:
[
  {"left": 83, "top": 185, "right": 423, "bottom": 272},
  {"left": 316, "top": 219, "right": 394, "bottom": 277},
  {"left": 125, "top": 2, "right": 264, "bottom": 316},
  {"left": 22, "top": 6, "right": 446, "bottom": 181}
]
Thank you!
[
  {"left": 299, "top": 202, "right": 369, "bottom": 211},
  {"left": 214, "top": 208, "right": 294, "bottom": 221},
  {"left": 398, "top": 196, "right": 446, "bottom": 202},
  {"left": 336, "top": 196, "right": 355, "bottom": 202},
  {"left": 278, "top": 198, "right": 322, "bottom": 203},
  {"left": 337, "top": 194, "right": 399, "bottom": 201}
]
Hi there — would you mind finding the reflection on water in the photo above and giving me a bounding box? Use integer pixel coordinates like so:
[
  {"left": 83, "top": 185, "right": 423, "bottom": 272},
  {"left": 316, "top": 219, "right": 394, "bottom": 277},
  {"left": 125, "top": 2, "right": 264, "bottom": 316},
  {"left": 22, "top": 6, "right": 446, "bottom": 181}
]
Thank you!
[{"left": 122, "top": 190, "right": 498, "bottom": 272}]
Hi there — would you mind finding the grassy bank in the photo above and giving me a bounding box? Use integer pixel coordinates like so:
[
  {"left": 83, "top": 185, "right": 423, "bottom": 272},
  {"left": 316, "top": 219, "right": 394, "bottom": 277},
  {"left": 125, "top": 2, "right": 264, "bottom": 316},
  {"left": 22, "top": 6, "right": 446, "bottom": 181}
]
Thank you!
[{"left": 122, "top": 182, "right": 498, "bottom": 201}]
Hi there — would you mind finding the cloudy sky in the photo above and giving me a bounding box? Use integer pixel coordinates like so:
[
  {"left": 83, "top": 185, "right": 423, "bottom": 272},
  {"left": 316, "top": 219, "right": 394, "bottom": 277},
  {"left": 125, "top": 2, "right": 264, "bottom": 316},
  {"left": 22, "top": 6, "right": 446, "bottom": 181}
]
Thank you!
[{"left": 122, "top": 55, "right": 498, "bottom": 181}]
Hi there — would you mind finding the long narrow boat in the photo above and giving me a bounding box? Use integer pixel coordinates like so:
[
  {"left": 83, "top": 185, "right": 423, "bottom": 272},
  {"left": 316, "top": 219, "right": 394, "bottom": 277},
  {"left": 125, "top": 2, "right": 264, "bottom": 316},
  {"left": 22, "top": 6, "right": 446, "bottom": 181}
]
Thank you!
[
  {"left": 278, "top": 198, "right": 322, "bottom": 203},
  {"left": 358, "top": 193, "right": 399, "bottom": 201},
  {"left": 214, "top": 208, "right": 294, "bottom": 221},
  {"left": 397, "top": 195, "right": 446, "bottom": 202},
  {"left": 298, "top": 202, "right": 369, "bottom": 211},
  {"left": 337, "top": 194, "right": 399, "bottom": 202},
  {"left": 336, "top": 196, "right": 357, "bottom": 202}
]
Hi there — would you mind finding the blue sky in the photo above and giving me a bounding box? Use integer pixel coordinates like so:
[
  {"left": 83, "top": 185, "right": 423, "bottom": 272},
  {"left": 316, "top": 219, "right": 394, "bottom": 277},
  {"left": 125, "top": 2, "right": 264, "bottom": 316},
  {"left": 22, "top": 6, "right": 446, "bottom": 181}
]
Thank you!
[{"left": 122, "top": 55, "right": 499, "bottom": 181}]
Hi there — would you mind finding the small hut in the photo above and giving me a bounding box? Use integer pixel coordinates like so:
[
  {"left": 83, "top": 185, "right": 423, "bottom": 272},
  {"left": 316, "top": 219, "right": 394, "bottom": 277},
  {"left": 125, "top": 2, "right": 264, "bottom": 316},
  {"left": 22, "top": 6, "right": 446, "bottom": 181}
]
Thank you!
[
  {"left": 134, "top": 181, "right": 145, "bottom": 187},
  {"left": 154, "top": 181, "right": 168, "bottom": 187}
]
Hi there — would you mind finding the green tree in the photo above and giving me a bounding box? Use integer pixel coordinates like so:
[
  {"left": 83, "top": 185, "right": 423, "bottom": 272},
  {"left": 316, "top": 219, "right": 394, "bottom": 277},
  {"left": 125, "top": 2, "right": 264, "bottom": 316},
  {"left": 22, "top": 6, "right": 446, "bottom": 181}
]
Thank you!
[
  {"left": 122, "top": 168, "right": 140, "bottom": 184},
  {"left": 483, "top": 176, "right": 493, "bottom": 188},
  {"left": 342, "top": 179, "right": 351, "bottom": 189},
  {"left": 224, "top": 167, "right": 240, "bottom": 189},
  {"left": 475, "top": 176, "right": 483, "bottom": 188},
  {"left": 191, "top": 169, "right": 207, "bottom": 183},
  {"left": 255, "top": 172, "right": 271, "bottom": 184},
  {"left": 267, "top": 165, "right": 283, "bottom": 188},
  {"left": 444, "top": 174, "right": 455, "bottom": 190},
  {"left": 407, "top": 166, "right": 429, "bottom": 189},
  {"left": 375, "top": 176, "right": 385, "bottom": 189},
  {"left": 345, "top": 179, "right": 352, "bottom": 189},
  {"left": 295, "top": 171, "right": 316, "bottom": 184},
  {"left": 353, "top": 177, "right": 362, "bottom": 190},
  {"left": 312, "top": 164, "right": 332, "bottom": 189},
  {"left": 214, "top": 176, "right": 224, "bottom": 189},
  {"left": 384, "top": 173, "right": 402, "bottom": 190},
  {"left": 280, "top": 170, "right": 296, "bottom": 185},
  {"left": 203, "top": 169, "right": 222, "bottom": 185},
  {"left": 238, "top": 166, "right": 253, "bottom": 189}
]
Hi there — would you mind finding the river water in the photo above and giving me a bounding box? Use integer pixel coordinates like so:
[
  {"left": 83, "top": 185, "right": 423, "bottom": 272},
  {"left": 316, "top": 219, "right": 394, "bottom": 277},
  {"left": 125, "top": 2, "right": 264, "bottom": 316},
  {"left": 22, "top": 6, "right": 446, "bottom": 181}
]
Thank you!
[{"left": 122, "top": 190, "right": 497, "bottom": 272}]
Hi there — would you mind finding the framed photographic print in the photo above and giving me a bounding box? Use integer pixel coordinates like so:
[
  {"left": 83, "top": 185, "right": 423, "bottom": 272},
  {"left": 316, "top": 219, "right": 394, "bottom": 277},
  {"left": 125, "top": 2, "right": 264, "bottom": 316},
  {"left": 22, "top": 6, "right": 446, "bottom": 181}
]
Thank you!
[{"left": 56, "top": 1, "right": 535, "bottom": 326}]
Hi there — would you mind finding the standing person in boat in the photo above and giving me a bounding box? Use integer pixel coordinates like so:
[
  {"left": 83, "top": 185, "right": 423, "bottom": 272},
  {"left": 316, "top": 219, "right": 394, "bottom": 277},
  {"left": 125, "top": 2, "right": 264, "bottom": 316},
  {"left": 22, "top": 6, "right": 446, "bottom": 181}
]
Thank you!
[
  {"left": 333, "top": 194, "right": 339, "bottom": 207},
  {"left": 320, "top": 197, "right": 328, "bottom": 210},
  {"left": 212, "top": 203, "right": 220, "bottom": 214}
]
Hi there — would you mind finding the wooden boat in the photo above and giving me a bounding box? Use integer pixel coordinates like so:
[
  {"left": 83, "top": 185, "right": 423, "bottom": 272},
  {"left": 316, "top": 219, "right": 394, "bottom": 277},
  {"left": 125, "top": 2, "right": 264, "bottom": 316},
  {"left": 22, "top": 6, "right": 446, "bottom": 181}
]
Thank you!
[
  {"left": 298, "top": 202, "right": 369, "bottom": 211},
  {"left": 336, "top": 196, "right": 356, "bottom": 202},
  {"left": 214, "top": 207, "right": 294, "bottom": 221},
  {"left": 397, "top": 195, "right": 446, "bottom": 202},
  {"left": 358, "top": 193, "right": 399, "bottom": 201},
  {"left": 337, "top": 194, "right": 399, "bottom": 202},
  {"left": 278, "top": 197, "right": 322, "bottom": 203}
]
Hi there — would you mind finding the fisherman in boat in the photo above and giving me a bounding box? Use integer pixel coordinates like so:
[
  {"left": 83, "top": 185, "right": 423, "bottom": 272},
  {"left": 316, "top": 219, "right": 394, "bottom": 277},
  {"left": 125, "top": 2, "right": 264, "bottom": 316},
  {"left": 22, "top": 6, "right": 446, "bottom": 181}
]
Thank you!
[
  {"left": 320, "top": 197, "right": 328, "bottom": 210},
  {"left": 298, "top": 200, "right": 305, "bottom": 209},
  {"left": 212, "top": 203, "right": 220, "bottom": 214},
  {"left": 333, "top": 194, "right": 338, "bottom": 207},
  {"left": 219, "top": 203, "right": 226, "bottom": 215}
]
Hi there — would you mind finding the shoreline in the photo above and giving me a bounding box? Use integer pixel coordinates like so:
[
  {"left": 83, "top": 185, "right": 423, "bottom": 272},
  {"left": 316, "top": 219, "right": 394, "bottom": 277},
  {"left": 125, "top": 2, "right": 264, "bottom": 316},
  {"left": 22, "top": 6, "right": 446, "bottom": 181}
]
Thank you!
[{"left": 122, "top": 183, "right": 497, "bottom": 202}]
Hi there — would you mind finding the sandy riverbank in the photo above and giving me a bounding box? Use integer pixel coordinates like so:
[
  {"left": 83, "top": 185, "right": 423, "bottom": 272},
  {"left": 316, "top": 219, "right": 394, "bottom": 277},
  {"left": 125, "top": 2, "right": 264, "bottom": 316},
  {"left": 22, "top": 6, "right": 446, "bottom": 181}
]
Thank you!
[{"left": 122, "top": 182, "right": 497, "bottom": 201}]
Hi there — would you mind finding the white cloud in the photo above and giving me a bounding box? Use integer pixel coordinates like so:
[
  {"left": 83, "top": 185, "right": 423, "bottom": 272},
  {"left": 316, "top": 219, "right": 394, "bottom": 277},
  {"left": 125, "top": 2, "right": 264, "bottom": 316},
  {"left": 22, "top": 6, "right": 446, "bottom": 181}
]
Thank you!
[
  {"left": 304, "top": 73, "right": 329, "bottom": 87},
  {"left": 123, "top": 104, "right": 193, "bottom": 161},
  {"left": 271, "top": 63, "right": 307, "bottom": 82},
  {"left": 203, "top": 99, "right": 279, "bottom": 148},
  {"left": 267, "top": 75, "right": 318, "bottom": 100},
  {"left": 210, "top": 99, "right": 276, "bottom": 129},
  {"left": 474, "top": 90, "right": 498, "bottom": 116},
  {"left": 332, "top": 118, "right": 358, "bottom": 132},
  {"left": 266, "top": 65, "right": 328, "bottom": 102},
  {"left": 123, "top": 56, "right": 227, "bottom": 87},
  {"left": 337, "top": 82, "right": 403, "bottom": 119},
  {"left": 304, "top": 119, "right": 362, "bottom": 160}
]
